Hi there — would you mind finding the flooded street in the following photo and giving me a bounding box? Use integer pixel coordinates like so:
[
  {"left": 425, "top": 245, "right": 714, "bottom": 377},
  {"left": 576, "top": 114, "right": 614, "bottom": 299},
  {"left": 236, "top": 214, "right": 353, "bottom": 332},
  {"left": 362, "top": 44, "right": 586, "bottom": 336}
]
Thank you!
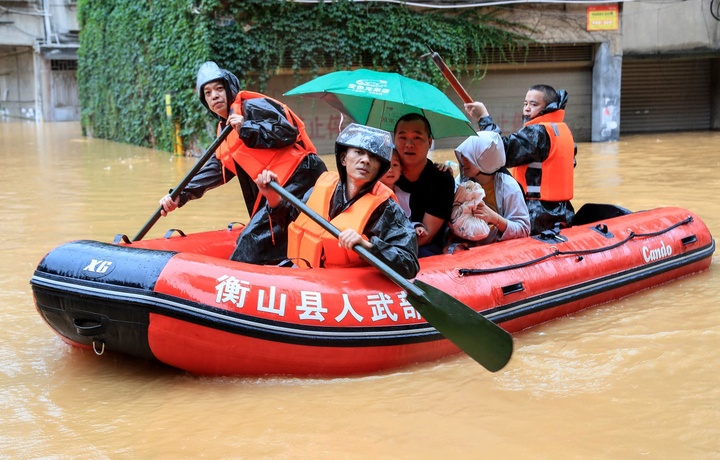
[{"left": 1, "top": 121, "right": 719, "bottom": 458}]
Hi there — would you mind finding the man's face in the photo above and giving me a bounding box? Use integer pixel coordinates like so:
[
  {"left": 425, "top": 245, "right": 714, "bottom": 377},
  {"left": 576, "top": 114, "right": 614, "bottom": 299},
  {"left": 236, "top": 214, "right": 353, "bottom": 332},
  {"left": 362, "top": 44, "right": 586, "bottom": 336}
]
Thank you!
[
  {"left": 202, "top": 81, "right": 229, "bottom": 119},
  {"left": 522, "top": 90, "right": 547, "bottom": 123},
  {"left": 393, "top": 119, "right": 432, "bottom": 171},
  {"left": 342, "top": 147, "right": 381, "bottom": 186}
]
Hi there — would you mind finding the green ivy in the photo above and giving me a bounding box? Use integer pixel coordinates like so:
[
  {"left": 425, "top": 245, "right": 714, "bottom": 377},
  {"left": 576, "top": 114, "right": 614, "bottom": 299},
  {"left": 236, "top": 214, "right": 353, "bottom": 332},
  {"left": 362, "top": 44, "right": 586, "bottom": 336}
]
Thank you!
[{"left": 78, "top": 0, "right": 528, "bottom": 154}]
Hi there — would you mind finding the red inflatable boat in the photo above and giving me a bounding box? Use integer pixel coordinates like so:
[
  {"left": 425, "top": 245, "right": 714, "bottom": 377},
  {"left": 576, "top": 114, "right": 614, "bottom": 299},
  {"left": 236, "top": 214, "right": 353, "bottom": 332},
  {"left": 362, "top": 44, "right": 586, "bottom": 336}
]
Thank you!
[{"left": 30, "top": 204, "right": 715, "bottom": 376}]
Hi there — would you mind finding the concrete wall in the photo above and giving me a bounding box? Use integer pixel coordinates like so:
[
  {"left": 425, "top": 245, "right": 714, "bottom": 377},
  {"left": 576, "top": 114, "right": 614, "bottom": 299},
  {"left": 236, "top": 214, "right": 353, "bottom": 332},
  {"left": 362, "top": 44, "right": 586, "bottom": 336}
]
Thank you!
[
  {"left": 0, "top": 48, "right": 37, "bottom": 119},
  {"left": 622, "top": 0, "right": 720, "bottom": 132},
  {"left": 0, "top": 3, "right": 45, "bottom": 119},
  {"left": 622, "top": 0, "right": 720, "bottom": 54},
  {"left": 0, "top": 7, "right": 45, "bottom": 46},
  {"left": 592, "top": 42, "right": 622, "bottom": 141},
  {"left": 49, "top": 1, "right": 80, "bottom": 37},
  {"left": 494, "top": 4, "right": 619, "bottom": 46}
]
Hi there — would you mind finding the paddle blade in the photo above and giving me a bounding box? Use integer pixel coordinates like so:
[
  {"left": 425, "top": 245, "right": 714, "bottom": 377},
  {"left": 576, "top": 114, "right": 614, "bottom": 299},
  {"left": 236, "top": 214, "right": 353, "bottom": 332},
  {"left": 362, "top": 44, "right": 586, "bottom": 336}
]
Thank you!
[
  {"left": 266, "top": 180, "right": 512, "bottom": 372},
  {"left": 410, "top": 279, "right": 513, "bottom": 372}
]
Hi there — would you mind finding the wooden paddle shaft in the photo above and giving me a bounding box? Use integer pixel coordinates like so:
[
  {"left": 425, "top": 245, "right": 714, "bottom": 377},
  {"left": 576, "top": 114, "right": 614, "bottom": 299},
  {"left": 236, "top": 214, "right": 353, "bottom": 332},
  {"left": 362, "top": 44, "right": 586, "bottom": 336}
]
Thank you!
[
  {"left": 268, "top": 181, "right": 422, "bottom": 297},
  {"left": 427, "top": 48, "right": 474, "bottom": 104},
  {"left": 132, "top": 124, "right": 233, "bottom": 241}
]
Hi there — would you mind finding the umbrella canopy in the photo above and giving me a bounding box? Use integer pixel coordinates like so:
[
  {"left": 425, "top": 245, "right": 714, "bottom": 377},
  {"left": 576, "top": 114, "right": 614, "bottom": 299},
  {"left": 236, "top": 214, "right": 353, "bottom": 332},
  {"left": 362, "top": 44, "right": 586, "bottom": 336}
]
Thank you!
[{"left": 284, "top": 69, "right": 476, "bottom": 139}]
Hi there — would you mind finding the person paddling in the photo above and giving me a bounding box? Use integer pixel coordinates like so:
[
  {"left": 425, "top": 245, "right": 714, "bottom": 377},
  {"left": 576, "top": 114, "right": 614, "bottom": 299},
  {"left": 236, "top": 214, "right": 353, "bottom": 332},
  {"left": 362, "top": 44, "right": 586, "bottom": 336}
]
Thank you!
[{"left": 158, "top": 61, "right": 327, "bottom": 264}]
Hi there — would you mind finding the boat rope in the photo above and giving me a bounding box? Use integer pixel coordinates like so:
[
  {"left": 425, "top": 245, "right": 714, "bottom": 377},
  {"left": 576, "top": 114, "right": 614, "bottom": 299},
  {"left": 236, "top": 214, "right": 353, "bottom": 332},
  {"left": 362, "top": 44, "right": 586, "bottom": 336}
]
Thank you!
[
  {"left": 632, "top": 216, "right": 693, "bottom": 238},
  {"left": 92, "top": 340, "right": 105, "bottom": 356},
  {"left": 457, "top": 216, "right": 694, "bottom": 277}
]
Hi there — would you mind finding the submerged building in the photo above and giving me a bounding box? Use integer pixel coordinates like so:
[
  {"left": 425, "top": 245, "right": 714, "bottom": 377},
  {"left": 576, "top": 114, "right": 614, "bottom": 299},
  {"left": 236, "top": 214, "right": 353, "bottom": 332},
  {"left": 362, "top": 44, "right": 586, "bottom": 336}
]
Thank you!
[
  {"left": 0, "top": 0, "right": 79, "bottom": 121},
  {"left": 1, "top": 0, "right": 718, "bottom": 147}
]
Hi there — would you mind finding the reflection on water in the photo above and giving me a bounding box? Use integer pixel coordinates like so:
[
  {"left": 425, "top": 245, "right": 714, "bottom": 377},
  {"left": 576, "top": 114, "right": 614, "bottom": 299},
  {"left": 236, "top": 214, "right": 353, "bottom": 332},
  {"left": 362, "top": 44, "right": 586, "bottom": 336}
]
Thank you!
[{"left": 1, "top": 121, "right": 718, "bottom": 458}]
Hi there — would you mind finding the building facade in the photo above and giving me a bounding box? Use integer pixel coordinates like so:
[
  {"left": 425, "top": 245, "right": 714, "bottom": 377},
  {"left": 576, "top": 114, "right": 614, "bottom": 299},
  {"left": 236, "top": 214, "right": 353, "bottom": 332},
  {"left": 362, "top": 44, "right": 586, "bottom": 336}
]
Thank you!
[
  {"left": 621, "top": 0, "right": 720, "bottom": 133},
  {"left": 0, "top": 0, "right": 79, "bottom": 121},
  {"left": 262, "top": 1, "right": 719, "bottom": 151},
  {"left": 2, "top": 0, "right": 717, "bottom": 149}
]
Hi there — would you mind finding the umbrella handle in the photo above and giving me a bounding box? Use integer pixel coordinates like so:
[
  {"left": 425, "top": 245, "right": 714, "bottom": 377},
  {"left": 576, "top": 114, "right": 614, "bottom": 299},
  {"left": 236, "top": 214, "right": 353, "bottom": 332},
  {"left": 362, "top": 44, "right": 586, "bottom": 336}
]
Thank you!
[{"left": 424, "top": 45, "right": 474, "bottom": 104}]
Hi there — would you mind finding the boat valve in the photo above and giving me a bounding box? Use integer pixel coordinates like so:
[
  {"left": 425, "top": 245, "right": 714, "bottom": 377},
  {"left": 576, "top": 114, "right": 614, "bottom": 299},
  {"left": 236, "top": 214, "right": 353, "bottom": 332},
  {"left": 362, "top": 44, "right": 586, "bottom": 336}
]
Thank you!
[{"left": 590, "top": 223, "right": 615, "bottom": 239}]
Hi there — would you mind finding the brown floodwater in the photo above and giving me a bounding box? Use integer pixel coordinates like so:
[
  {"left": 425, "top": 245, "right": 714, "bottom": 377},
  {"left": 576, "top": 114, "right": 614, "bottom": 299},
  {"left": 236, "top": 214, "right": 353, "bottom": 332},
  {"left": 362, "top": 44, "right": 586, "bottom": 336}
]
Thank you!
[{"left": 1, "top": 121, "right": 718, "bottom": 458}]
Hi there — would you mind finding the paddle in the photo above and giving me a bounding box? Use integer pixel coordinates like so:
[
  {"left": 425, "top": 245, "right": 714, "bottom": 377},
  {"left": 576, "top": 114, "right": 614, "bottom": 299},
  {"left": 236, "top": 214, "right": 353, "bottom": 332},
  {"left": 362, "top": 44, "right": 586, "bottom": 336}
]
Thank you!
[
  {"left": 132, "top": 125, "right": 233, "bottom": 241},
  {"left": 268, "top": 181, "right": 513, "bottom": 372},
  {"left": 424, "top": 45, "right": 474, "bottom": 104}
]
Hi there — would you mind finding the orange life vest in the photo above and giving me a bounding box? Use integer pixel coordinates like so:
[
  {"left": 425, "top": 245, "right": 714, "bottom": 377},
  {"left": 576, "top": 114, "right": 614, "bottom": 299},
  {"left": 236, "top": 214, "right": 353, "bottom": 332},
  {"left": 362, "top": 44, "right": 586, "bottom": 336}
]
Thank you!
[
  {"left": 215, "top": 90, "right": 316, "bottom": 215},
  {"left": 287, "top": 172, "right": 394, "bottom": 269},
  {"left": 511, "top": 110, "right": 575, "bottom": 202}
]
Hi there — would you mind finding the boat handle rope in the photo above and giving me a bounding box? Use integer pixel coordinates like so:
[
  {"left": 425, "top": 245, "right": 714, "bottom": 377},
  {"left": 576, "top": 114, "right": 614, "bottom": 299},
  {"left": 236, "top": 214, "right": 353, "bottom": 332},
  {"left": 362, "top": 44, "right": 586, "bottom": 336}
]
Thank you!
[
  {"left": 163, "top": 228, "right": 186, "bottom": 239},
  {"left": 113, "top": 234, "right": 132, "bottom": 244},
  {"left": 632, "top": 215, "right": 693, "bottom": 238},
  {"left": 457, "top": 216, "right": 694, "bottom": 277}
]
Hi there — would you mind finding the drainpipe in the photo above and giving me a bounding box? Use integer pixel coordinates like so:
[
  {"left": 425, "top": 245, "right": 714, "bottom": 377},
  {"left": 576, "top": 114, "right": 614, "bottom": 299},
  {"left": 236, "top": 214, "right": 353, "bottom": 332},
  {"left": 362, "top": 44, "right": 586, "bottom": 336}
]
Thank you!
[
  {"left": 37, "top": 0, "right": 53, "bottom": 121},
  {"left": 43, "top": 0, "right": 53, "bottom": 44}
]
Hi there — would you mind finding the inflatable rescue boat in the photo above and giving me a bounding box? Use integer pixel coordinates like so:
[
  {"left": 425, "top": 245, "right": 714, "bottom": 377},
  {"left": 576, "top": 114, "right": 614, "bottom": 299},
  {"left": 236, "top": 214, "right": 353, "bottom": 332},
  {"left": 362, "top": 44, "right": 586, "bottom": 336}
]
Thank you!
[{"left": 30, "top": 204, "right": 715, "bottom": 376}]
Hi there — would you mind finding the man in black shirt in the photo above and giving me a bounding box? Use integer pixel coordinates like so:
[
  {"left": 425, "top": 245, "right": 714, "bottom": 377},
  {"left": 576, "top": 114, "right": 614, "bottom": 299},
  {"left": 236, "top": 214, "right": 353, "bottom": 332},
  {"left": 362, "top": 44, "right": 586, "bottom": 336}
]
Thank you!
[{"left": 393, "top": 113, "right": 455, "bottom": 257}]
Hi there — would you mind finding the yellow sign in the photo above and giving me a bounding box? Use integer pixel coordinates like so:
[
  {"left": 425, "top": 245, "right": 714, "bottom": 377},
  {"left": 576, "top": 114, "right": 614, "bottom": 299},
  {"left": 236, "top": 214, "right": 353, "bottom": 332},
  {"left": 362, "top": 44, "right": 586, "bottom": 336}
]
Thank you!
[
  {"left": 587, "top": 4, "right": 619, "bottom": 31},
  {"left": 165, "top": 93, "right": 172, "bottom": 117}
]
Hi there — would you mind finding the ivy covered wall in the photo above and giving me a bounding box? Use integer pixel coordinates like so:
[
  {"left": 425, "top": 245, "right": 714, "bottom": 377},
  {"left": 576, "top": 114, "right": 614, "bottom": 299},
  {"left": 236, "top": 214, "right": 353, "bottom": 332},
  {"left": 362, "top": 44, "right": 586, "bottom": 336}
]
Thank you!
[{"left": 78, "top": 0, "right": 527, "bottom": 154}]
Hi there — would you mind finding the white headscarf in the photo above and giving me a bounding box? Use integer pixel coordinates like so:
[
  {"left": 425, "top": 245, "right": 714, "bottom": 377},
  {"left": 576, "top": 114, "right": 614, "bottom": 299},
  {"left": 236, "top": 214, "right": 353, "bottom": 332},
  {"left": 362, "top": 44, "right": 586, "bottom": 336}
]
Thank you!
[{"left": 454, "top": 131, "right": 506, "bottom": 181}]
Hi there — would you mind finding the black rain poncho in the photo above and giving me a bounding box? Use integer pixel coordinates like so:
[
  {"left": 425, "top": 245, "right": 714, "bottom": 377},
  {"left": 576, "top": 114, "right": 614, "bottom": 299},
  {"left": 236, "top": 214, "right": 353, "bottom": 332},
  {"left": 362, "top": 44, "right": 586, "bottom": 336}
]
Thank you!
[
  {"left": 178, "top": 64, "right": 327, "bottom": 265},
  {"left": 265, "top": 180, "right": 420, "bottom": 279},
  {"left": 476, "top": 90, "right": 575, "bottom": 234}
]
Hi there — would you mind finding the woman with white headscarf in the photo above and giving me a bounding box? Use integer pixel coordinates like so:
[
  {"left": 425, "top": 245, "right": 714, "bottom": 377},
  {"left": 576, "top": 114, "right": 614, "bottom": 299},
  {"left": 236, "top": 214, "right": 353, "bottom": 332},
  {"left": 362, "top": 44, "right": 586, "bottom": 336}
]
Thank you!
[{"left": 447, "top": 131, "right": 530, "bottom": 251}]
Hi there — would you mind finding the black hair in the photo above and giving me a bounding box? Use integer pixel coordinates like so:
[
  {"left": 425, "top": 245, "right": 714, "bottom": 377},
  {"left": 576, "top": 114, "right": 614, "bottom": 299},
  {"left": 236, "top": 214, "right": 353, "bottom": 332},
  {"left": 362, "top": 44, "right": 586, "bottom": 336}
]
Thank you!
[
  {"left": 393, "top": 113, "right": 433, "bottom": 139},
  {"left": 528, "top": 84, "right": 558, "bottom": 107}
]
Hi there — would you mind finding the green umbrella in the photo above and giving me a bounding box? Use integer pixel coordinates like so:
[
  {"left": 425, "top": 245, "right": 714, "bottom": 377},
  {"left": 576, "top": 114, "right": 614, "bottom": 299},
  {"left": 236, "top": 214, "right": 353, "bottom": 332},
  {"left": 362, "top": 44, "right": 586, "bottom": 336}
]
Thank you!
[{"left": 284, "top": 69, "right": 476, "bottom": 139}]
